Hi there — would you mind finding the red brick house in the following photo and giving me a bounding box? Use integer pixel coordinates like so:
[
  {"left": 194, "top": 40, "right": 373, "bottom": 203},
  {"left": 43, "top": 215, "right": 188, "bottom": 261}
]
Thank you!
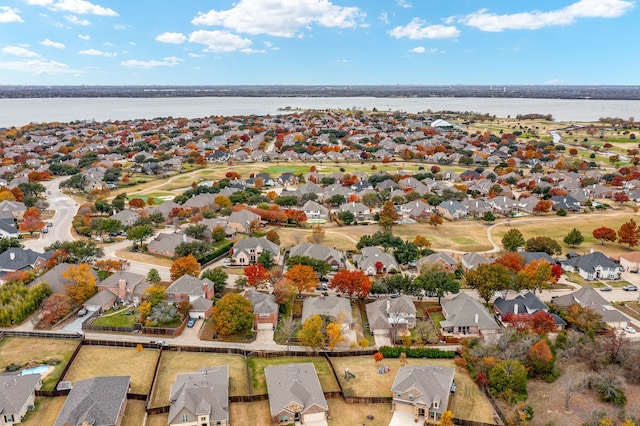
[
  {"left": 165, "top": 275, "right": 215, "bottom": 319},
  {"left": 244, "top": 289, "right": 278, "bottom": 330}
]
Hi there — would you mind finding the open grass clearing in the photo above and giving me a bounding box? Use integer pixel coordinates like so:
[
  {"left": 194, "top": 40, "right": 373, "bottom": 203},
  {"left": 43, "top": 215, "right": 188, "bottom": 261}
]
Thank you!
[
  {"left": 247, "top": 356, "right": 339, "bottom": 395},
  {"left": 121, "top": 400, "right": 146, "bottom": 426},
  {"left": 229, "top": 400, "right": 273, "bottom": 426},
  {"left": 114, "top": 248, "right": 174, "bottom": 267},
  {"left": 62, "top": 346, "right": 159, "bottom": 395},
  {"left": 0, "top": 337, "right": 79, "bottom": 391},
  {"left": 330, "top": 357, "right": 494, "bottom": 424},
  {"left": 328, "top": 400, "right": 392, "bottom": 426},
  {"left": 21, "top": 397, "right": 65, "bottom": 426},
  {"left": 151, "top": 351, "right": 248, "bottom": 407}
]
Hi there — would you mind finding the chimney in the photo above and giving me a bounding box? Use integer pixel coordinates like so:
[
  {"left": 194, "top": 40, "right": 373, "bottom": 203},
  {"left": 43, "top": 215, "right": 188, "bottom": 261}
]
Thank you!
[
  {"left": 183, "top": 233, "right": 187, "bottom": 242},
  {"left": 9, "top": 252, "right": 15, "bottom": 260},
  {"left": 386, "top": 299, "right": 391, "bottom": 313},
  {"left": 474, "top": 313, "right": 479, "bottom": 324},
  {"left": 517, "top": 246, "right": 524, "bottom": 253},
  {"left": 514, "top": 303, "right": 518, "bottom": 315}
]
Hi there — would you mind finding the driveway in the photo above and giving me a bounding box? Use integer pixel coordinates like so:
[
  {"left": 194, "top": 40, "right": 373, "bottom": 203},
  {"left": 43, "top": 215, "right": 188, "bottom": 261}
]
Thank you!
[
  {"left": 255, "top": 329, "right": 275, "bottom": 345},
  {"left": 388, "top": 410, "right": 414, "bottom": 426}
]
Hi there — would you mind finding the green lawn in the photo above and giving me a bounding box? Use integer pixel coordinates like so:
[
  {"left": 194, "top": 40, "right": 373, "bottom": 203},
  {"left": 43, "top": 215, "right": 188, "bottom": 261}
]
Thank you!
[
  {"left": 430, "top": 312, "right": 445, "bottom": 329},
  {"left": 247, "top": 356, "right": 339, "bottom": 394},
  {"left": 91, "top": 308, "right": 138, "bottom": 327}
]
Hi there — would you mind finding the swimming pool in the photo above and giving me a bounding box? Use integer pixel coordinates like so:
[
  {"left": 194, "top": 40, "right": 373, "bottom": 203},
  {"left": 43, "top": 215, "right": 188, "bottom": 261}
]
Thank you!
[{"left": 20, "top": 365, "right": 49, "bottom": 376}]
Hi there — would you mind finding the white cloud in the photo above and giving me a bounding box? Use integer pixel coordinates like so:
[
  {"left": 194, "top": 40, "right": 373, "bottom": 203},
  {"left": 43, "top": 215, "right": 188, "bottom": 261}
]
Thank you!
[
  {"left": 2, "top": 46, "right": 39, "bottom": 57},
  {"left": 389, "top": 18, "right": 460, "bottom": 39},
  {"left": 78, "top": 34, "right": 90, "bottom": 40},
  {"left": 155, "top": 32, "right": 186, "bottom": 44},
  {"left": 120, "top": 56, "right": 182, "bottom": 69},
  {"left": 0, "top": 59, "right": 81, "bottom": 75},
  {"left": 379, "top": 12, "right": 389, "bottom": 25},
  {"left": 396, "top": 0, "right": 412, "bottom": 8},
  {"left": 188, "top": 30, "right": 253, "bottom": 53},
  {"left": 192, "top": 0, "right": 365, "bottom": 37},
  {"left": 28, "top": 0, "right": 117, "bottom": 16},
  {"left": 336, "top": 59, "right": 348, "bottom": 63},
  {"left": 65, "top": 15, "right": 91, "bottom": 26},
  {"left": 0, "top": 6, "right": 24, "bottom": 23},
  {"left": 40, "top": 38, "right": 66, "bottom": 49},
  {"left": 78, "top": 48, "right": 117, "bottom": 57},
  {"left": 410, "top": 46, "right": 441, "bottom": 54},
  {"left": 113, "top": 24, "right": 128, "bottom": 30},
  {"left": 188, "top": 53, "right": 205, "bottom": 58},
  {"left": 459, "top": 0, "right": 634, "bottom": 32}
]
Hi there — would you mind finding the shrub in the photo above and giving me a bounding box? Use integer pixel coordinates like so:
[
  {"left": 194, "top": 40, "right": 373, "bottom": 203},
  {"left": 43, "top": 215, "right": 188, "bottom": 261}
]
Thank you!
[
  {"left": 378, "top": 346, "right": 456, "bottom": 359},
  {"left": 596, "top": 383, "right": 626, "bottom": 407},
  {"left": 489, "top": 360, "right": 528, "bottom": 403}
]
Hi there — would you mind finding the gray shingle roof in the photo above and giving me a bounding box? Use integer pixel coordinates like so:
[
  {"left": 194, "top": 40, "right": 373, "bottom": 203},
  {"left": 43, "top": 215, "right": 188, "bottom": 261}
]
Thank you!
[
  {"left": 265, "top": 363, "right": 328, "bottom": 418},
  {"left": 564, "top": 251, "right": 619, "bottom": 273},
  {"left": 301, "top": 296, "right": 352, "bottom": 324},
  {"left": 0, "top": 373, "right": 41, "bottom": 416},
  {"left": 54, "top": 376, "right": 130, "bottom": 426},
  {"left": 391, "top": 365, "right": 454, "bottom": 416},
  {"left": 232, "top": 237, "right": 280, "bottom": 258},
  {"left": 441, "top": 292, "right": 500, "bottom": 330},
  {"left": 551, "top": 286, "right": 628, "bottom": 324},
  {"left": 245, "top": 289, "right": 278, "bottom": 315},
  {"left": 168, "top": 366, "right": 229, "bottom": 424}
]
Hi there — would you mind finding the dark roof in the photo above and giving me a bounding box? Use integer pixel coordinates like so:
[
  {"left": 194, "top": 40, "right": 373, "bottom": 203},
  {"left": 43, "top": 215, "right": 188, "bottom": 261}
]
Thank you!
[
  {"left": 564, "top": 251, "right": 619, "bottom": 273},
  {"left": 0, "top": 248, "right": 50, "bottom": 272},
  {"left": 520, "top": 251, "right": 556, "bottom": 265}
]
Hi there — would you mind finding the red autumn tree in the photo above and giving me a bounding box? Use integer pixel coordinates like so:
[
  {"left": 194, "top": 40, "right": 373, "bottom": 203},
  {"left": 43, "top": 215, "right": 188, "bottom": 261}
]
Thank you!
[
  {"left": 284, "top": 264, "right": 318, "bottom": 295},
  {"left": 429, "top": 214, "right": 443, "bottom": 228},
  {"left": 530, "top": 311, "right": 558, "bottom": 335},
  {"left": 618, "top": 219, "right": 640, "bottom": 248},
  {"left": 533, "top": 200, "right": 553, "bottom": 215},
  {"left": 244, "top": 264, "right": 271, "bottom": 289},
  {"left": 39, "top": 294, "right": 73, "bottom": 328},
  {"left": 526, "top": 339, "right": 554, "bottom": 377},
  {"left": 19, "top": 216, "right": 44, "bottom": 235},
  {"left": 494, "top": 252, "right": 525, "bottom": 273},
  {"left": 593, "top": 226, "right": 618, "bottom": 245},
  {"left": 330, "top": 270, "right": 372, "bottom": 298},
  {"left": 23, "top": 206, "right": 41, "bottom": 220},
  {"left": 373, "top": 351, "right": 384, "bottom": 364},
  {"left": 128, "top": 198, "right": 146, "bottom": 209}
]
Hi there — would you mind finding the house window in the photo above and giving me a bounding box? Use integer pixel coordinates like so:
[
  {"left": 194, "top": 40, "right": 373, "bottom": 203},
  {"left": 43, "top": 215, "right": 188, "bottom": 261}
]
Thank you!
[
  {"left": 4, "top": 415, "right": 15, "bottom": 423},
  {"left": 409, "top": 393, "right": 413, "bottom": 400},
  {"left": 433, "top": 401, "right": 439, "bottom": 409},
  {"left": 182, "top": 414, "right": 189, "bottom": 422},
  {"left": 200, "top": 417, "right": 207, "bottom": 421},
  {"left": 397, "top": 392, "right": 402, "bottom": 397}
]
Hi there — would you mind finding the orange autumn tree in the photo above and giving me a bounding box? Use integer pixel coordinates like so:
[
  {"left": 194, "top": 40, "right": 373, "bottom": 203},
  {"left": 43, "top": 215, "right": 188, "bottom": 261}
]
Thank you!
[
  {"left": 330, "top": 270, "right": 372, "bottom": 299},
  {"left": 244, "top": 264, "right": 271, "bottom": 289},
  {"left": 170, "top": 254, "right": 201, "bottom": 281},
  {"left": 526, "top": 339, "right": 555, "bottom": 377},
  {"left": 516, "top": 259, "right": 556, "bottom": 293},
  {"left": 284, "top": 264, "right": 318, "bottom": 295},
  {"left": 62, "top": 263, "right": 97, "bottom": 306}
]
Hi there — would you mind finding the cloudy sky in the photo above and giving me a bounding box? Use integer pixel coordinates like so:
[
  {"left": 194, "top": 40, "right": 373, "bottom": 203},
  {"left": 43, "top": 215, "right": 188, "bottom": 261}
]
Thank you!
[{"left": 0, "top": 0, "right": 637, "bottom": 85}]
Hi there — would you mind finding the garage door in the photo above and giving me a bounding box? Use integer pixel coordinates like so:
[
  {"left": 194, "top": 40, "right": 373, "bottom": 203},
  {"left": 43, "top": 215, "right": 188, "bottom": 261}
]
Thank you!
[
  {"left": 304, "top": 412, "right": 326, "bottom": 422},
  {"left": 257, "top": 322, "right": 273, "bottom": 330}
]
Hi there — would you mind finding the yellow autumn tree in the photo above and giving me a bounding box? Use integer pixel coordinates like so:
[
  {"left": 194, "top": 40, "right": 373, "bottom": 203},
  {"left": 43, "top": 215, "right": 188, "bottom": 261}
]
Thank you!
[
  {"left": 62, "top": 263, "right": 97, "bottom": 305},
  {"left": 326, "top": 321, "right": 345, "bottom": 351},
  {"left": 170, "top": 254, "right": 201, "bottom": 281},
  {"left": 440, "top": 410, "right": 455, "bottom": 426}
]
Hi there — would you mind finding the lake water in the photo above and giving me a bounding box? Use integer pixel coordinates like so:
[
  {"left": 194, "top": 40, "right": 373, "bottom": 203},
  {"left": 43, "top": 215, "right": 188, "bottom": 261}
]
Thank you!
[{"left": 1, "top": 96, "right": 640, "bottom": 128}]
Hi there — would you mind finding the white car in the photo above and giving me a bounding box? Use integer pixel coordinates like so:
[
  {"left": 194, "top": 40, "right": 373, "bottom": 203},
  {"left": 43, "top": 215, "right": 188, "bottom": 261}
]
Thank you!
[{"left": 623, "top": 326, "right": 636, "bottom": 334}]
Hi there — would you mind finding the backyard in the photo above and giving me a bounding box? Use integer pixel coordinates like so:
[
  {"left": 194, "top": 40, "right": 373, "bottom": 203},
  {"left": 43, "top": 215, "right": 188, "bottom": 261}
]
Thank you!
[
  {"left": 62, "top": 346, "right": 159, "bottom": 395},
  {"left": 22, "top": 397, "right": 66, "bottom": 426},
  {"left": 0, "top": 337, "right": 79, "bottom": 390}
]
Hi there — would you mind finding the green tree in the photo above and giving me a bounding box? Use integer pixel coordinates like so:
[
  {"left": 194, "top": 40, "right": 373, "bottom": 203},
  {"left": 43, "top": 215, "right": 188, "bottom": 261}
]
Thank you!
[
  {"left": 502, "top": 228, "right": 525, "bottom": 252},
  {"left": 142, "top": 284, "right": 167, "bottom": 307},
  {"left": 393, "top": 240, "right": 420, "bottom": 265},
  {"left": 146, "top": 268, "right": 161, "bottom": 285},
  {"left": 99, "top": 218, "right": 123, "bottom": 236},
  {"left": 482, "top": 211, "right": 496, "bottom": 223},
  {"left": 127, "top": 224, "right": 154, "bottom": 249},
  {"left": 465, "top": 263, "right": 512, "bottom": 305},
  {"left": 148, "top": 211, "right": 166, "bottom": 226},
  {"left": 174, "top": 241, "right": 212, "bottom": 261},
  {"left": 337, "top": 210, "right": 355, "bottom": 225},
  {"left": 298, "top": 314, "right": 326, "bottom": 351},
  {"left": 415, "top": 267, "right": 460, "bottom": 305},
  {"left": 211, "top": 225, "right": 226, "bottom": 242},
  {"left": 257, "top": 250, "right": 275, "bottom": 269},
  {"left": 185, "top": 223, "right": 208, "bottom": 240},
  {"left": 563, "top": 228, "right": 584, "bottom": 248},
  {"left": 488, "top": 360, "right": 528, "bottom": 403},
  {"left": 201, "top": 267, "right": 228, "bottom": 294},
  {"left": 45, "top": 240, "right": 104, "bottom": 263},
  {"left": 524, "top": 236, "right": 562, "bottom": 255},
  {"left": 0, "top": 237, "right": 22, "bottom": 254},
  {"left": 356, "top": 231, "right": 402, "bottom": 252},
  {"left": 361, "top": 192, "right": 382, "bottom": 208},
  {"left": 210, "top": 293, "right": 254, "bottom": 336},
  {"left": 286, "top": 255, "right": 331, "bottom": 277},
  {"left": 329, "top": 194, "right": 346, "bottom": 207}
]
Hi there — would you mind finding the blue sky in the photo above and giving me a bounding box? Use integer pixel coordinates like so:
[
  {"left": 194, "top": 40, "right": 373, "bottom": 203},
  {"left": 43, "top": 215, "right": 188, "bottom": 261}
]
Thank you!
[{"left": 0, "top": 0, "right": 637, "bottom": 85}]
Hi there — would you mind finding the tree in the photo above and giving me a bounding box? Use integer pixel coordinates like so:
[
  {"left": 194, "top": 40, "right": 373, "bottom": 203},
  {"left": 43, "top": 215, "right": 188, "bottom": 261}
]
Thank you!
[
  {"left": 330, "top": 270, "right": 372, "bottom": 298},
  {"left": 257, "top": 250, "right": 275, "bottom": 269},
  {"left": 618, "top": 219, "right": 640, "bottom": 248},
  {"left": 429, "top": 214, "right": 443, "bottom": 228},
  {"left": 170, "top": 254, "right": 201, "bottom": 281},
  {"left": 378, "top": 200, "right": 398, "bottom": 230},
  {"left": 533, "top": 200, "right": 553, "bottom": 215},
  {"left": 128, "top": 198, "right": 146, "bottom": 209},
  {"left": 148, "top": 211, "right": 165, "bottom": 227},
  {"left": 211, "top": 225, "right": 226, "bottom": 242},
  {"left": 524, "top": 236, "right": 562, "bottom": 256},
  {"left": 244, "top": 264, "right": 271, "bottom": 289},
  {"left": 373, "top": 351, "right": 384, "bottom": 364},
  {"left": 185, "top": 223, "right": 208, "bottom": 240},
  {"left": 127, "top": 224, "right": 154, "bottom": 248},
  {"left": 526, "top": 339, "right": 554, "bottom": 377},
  {"left": 482, "top": 211, "right": 496, "bottom": 223},
  {"left": 39, "top": 293, "right": 73, "bottom": 328},
  {"left": 440, "top": 411, "right": 455, "bottom": 426},
  {"left": 356, "top": 231, "right": 402, "bottom": 251},
  {"left": 142, "top": 284, "right": 166, "bottom": 307},
  {"left": 516, "top": 259, "right": 556, "bottom": 293},
  {"left": 45, "top": 240, "right": 104, "bottom": 263},
  {"left": 593, "top": 226, "right": 618, "bottom": 245},
  {"left": 326, "top": 321, "right": 345, "bottom": 351},
  {"left": 174, "top": 241, "right": 213, "bottom": 261},
  {"left": 413, "top": 235, "right": 431, "bottom": 250},
  {"left": 284, "top": 264, "right": 318, "bottom": 295},
  {"left": 465, "top": 263, "right": 512, "bottom": 304},
  {"left": 99, "top": 218, "right": 123, "bottom": 236},
  {"left": 286, "top": 256, "right": 331, "bottom": 277},
  {"left": 415, "top": 267, "right": 460, "bottom": 305},
  {"left": 0, "top": 237, "right": 21, "bottom": 254},
  {"left": 62, "top": 263, "right": 97, "bottom": 306},
  {"left": 19, "top": 216, "right": 43, "bottom": 235},
  {"left": 146, "top": 268, "right": 161, "bottom": 285},
  {"left": 308, "top": 224, "right": 325, "bottom": 244},
  {"left": 564, "top": 303, "right": 604, "bottom": 335},
  {"left": 298, "top": 314, "right": 325, "bottom": 351},
  {"left": 488, "top": 360, "right": 528, "bottom": 403},
  {"left": 393, "top": 240, "right": 420, "bottom": 265},
  {"left": 563, "top": 228, "right": 584, "bottom": 247},
  {"left": 210, "top": 293, "right": 253, "bottom": 336},
  {"left": 273, "top": 279, "right": 297, "bottom": 306},
  {"left": 265, "top": 229, "right": 280, "bottom": 245},
  {"left": 495, "top": 252, "right": 525, "bottom": 273},
  {"left": 201, "top": 267, "right": 228, "bottom": 294},
  {"left": 337, "top": 210, "right": 355, "bottom": 225},
  {"left": 502, "top": 228, "right": 525, "bottom": 252}
]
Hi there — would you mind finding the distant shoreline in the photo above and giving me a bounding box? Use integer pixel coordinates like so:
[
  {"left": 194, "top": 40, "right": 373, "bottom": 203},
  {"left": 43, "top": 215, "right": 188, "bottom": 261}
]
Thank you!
[{"left": 1, "top": 85, "right": 640, "bottom": 100}]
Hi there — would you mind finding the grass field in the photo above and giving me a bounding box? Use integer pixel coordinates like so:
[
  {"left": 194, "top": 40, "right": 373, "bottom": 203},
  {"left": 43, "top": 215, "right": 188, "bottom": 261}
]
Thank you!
[
  {"left": 0, "top": 337, "right": 79, "bottom": 390},
  {"left": 229, "top": 401, "right": 273, "bottom": 425},
  {"left": 330, "top": 357, "right": 495, "bottom": 424},
  {"left": 150, "top": 351, "right": 248, "bottom": 407},
  {"left": 247, "top": 356, "right": 340, "bottom": 394},
  {"left": 21, "top": 397, "right": 66, "bottom": 426},
  {"left": 328, "top": 400, "right": 393, "bottom": 426},
  {"left": 62, "top": 346, "right": 159, "bottom": 395},
  {"left": 121, "top": 400, "right": 146, "bottom": 426}
]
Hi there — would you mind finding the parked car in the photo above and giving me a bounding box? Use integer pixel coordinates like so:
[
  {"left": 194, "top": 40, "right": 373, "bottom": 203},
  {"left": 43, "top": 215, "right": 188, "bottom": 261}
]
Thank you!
[
  {"left": 46, "top": 222, "right": 53, "bottom": 227},
  {"left": 77, "top": 309, "right": 87, "bottom": 317},
  {"left": 623, "top": 285, "right": 638, "bottom": 291},
  {"left": 187, "top": 318, "right": 196, "bottom": 328},
  {"left": 42, "top": 228, "right": 48, "bottom": 234},
  {"left": 623, "top": 326, "right": 637, "bottom": 334},
  {"left": 316, "top": 284, "right": 328, "bottom": 291},
  {"left": 600, "top": 286, "right": 612, "bottom": 292},
  {"left": 152, "top": 340, "right": 169, "bottom": 347}
]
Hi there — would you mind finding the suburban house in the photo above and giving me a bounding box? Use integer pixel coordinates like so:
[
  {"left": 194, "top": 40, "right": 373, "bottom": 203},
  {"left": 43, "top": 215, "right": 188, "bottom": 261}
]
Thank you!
[
  {"left": 339, "top": 201, "right": 370, "bottom": 221},
  {"left": 165, "top": 275, "right": 215, "bottom": 319},
  {"left": 0, "top": 248, "right": 51, "bottom": 280},
  {"left": 54, "top": 376, "right": 130, "bottom": 426},
  {"left": 0, "top": 373, "right": 42, "bottom": 425},
  {"left": 417, "top": 252, "right": 458, "bottom": 273},
  {"left": 551, "top": 286, "right": 628, "bottom": 329},
  {"left": 226, "top": 209, "right": 261, "bottom": 234},
  {"left": 0, "top": 200, "right": 26, "bottom": 220},
  {"left": 109, "top": 209, "right": 140, "bottom": 227},
  {"left": 147, "top": 232, "right": 198, "bottom": 258},
  {"left": 619, "top": 252, "right": 640, "bottom": 272},
  {"left": 460, "top": 252, "right": 491, "bottom": 272},
  {"left": 84, "top": 289, "right": 118, "bottom": 313},
  {"left": 301, "top": 200, "right": 329, "bottom": 220},
  {"left": 0, "top": 215, "right": 18, "bottom": 239},
  {"left": 366, "top": 296, "right": 417, "bottom": 338},
  {"left": 493, "top": 291, "right": 566, "bottom": 330},
  {"left": 353, "top": 246, "right": 399, "bottom": 275},
  {"left": 440, "top": 292, "right": 501, "bottom": 339},
  {"left": 562, "top": 251, "right": 621, "bottom": 281},
  {"left": 231, "top": 237, "right": 281, "bottom": 266},
  {"left": 436, "top": 200, "right": 467, "bottom": 221},
  {"left": 302, "top": 295, "right": 354, "bottom": 343},
  {"left": 28, "top": 262, "right": 99, "bottom": 294},
  {"left": 245, "top": 289, "right": 279, "bottom": 330},
  {"left": 168, "top": 366, "right": 229, "bottom": 426},
  {"left": 264, "top": 363, "right": 329, "bottom": 425},
  {"left": 95, "top": 270, "right": 150, "bottom": 306},
  {"left": 288, "top": 242, "right": 344, "bottom": 271},
  {"left": 391, "top": 365, "right": 455, "bottom": 423}
]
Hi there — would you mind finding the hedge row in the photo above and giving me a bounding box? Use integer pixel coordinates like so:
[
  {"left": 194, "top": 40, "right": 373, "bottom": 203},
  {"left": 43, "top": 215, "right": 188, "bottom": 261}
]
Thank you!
[
  {"left": 199, "top": 241, "right": 233, "bottom": 265},
  {"left": 378, "top": 346, "right": 456, "bottom": 359}
]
